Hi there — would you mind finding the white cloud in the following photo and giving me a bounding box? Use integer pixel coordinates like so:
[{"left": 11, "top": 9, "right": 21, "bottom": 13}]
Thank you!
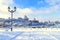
[
  {"left": 0, "top": 0, "right": 33, "bottom": 18},
  {"left": 13, "top": 8, "right": 33, "bottom": 18},
  {"left": 0, "top": 0, "right": 13, "bottom": 5},
  {"left": 13, "top": 4, "right": 60, "bottom": 20},
  {"left": 36, "top": 0, "right": 60, "bottom": 14},
  {"left": 45, "top": 0, "right": 60, "bottom": 5},
  {"left": 0, "top": 0, "right": 14, "bottom": 18},
  {"left": 0, "top": 0, "right": 60, "bottom": 21}
]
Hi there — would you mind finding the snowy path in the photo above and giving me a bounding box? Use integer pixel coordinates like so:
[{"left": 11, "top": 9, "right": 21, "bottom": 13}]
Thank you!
[{"left": 0, "top": 28, "right": 60, "bottom": 40}]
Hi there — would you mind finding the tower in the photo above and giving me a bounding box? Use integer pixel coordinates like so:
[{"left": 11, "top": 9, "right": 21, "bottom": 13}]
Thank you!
[{"left": 24, "top": 15, "right": 29, "bottom": 21}]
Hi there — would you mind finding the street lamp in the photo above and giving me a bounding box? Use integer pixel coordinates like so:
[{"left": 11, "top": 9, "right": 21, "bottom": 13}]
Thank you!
[{"left": 8, "top": 7, "right": 16, "bottom": 31}]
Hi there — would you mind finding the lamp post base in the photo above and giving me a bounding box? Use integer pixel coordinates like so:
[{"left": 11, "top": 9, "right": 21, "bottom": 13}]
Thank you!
[{"left": 11, "top": 28, "right": 13, "bottom": 31}]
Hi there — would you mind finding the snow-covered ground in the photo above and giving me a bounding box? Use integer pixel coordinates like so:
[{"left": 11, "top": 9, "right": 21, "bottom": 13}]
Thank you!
[{"left": 0, "top": 28, "right": 60, "bottom": 40}]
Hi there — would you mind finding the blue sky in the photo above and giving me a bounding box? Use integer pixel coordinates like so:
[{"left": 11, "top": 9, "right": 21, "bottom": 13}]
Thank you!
[
  {"left": 14, "top": 0, "right": 50, "bottom": 8},
  {"left": 0, "top": 0, "right": 60, "bottom": 21}
]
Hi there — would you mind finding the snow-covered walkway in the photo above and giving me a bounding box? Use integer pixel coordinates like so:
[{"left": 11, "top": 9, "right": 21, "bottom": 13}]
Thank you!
[{"left": 0, "top": 28, "right": 60, "bottom": 40}]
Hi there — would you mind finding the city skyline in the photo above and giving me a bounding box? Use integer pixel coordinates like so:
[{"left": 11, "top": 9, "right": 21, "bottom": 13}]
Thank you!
[{"left": 0, "top": 0, "right": 60, "bottom": 21}]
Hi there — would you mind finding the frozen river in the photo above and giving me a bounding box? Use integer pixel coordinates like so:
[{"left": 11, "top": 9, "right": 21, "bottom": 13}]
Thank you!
[{"left": 0, "top": 28, "right": 60, "bottom": 40}]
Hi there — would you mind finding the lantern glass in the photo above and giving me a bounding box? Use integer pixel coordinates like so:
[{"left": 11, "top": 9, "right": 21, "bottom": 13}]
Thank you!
[
  {"left": 14, "top": 7, "right": 16, "bottom": 9},
  {"left": 8, "top": 7, "right": 10, "bottom": 9},
  {"left": 14, "top": 7, "right": 16, "bottom": 11}
]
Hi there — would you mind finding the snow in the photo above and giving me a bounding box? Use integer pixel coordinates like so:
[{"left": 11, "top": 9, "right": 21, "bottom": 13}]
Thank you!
[{"left": 0, "top": 28, "right": 60, "bottom": 40}]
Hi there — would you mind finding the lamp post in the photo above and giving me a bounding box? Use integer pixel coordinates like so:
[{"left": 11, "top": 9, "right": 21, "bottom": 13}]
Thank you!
[{"left": 8, "top": 7, "right": 16, "bottom": 31}]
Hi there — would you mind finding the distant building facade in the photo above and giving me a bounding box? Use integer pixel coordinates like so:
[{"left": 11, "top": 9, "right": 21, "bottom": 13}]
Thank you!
[{"left": 0, "top": 15, "right": 58, "bottom": 28}]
